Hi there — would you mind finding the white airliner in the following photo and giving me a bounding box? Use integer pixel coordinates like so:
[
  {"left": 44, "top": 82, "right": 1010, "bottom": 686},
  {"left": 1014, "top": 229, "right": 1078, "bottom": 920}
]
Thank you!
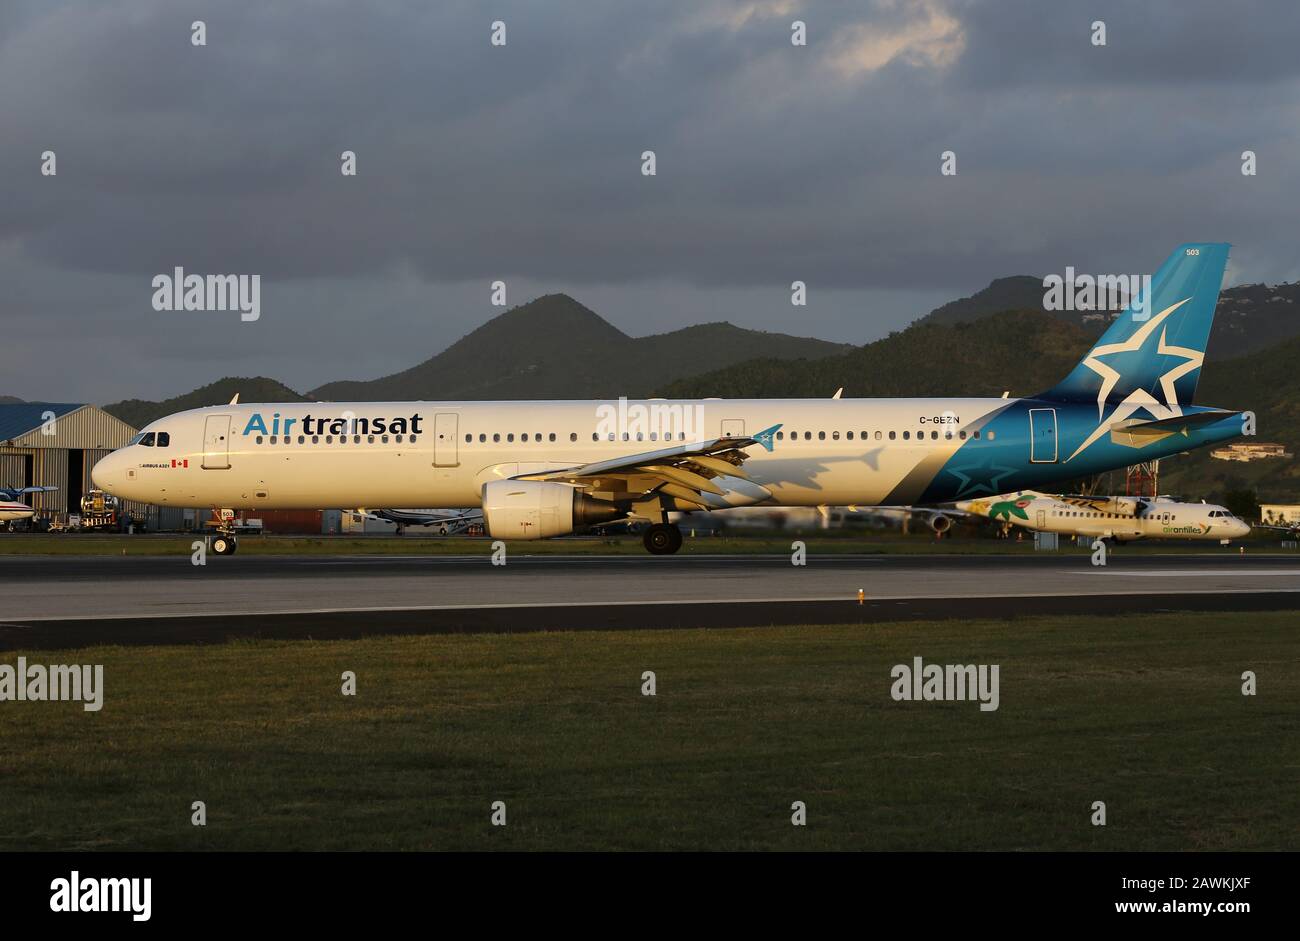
[
  {"left": 90, "top": 244, "right": 1247, "bottom": 556},
  {"left": 950, "top": 492, "right": 1251, "bottom": 543}
]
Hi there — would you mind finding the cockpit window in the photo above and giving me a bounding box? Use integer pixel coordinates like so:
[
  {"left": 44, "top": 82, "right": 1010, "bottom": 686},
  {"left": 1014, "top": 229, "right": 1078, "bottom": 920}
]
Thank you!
[
  {"left": 156, "top": 432, "right": 170, "bottom": 448},
  {"left": 136, "top": 432, "right": 156, "bottom": 447}
]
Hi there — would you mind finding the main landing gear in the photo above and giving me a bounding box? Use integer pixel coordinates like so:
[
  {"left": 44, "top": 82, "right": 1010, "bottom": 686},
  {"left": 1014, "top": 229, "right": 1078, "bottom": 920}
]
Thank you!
[{"left": 643, "top": 523, "right": 683, "bottom": 555}]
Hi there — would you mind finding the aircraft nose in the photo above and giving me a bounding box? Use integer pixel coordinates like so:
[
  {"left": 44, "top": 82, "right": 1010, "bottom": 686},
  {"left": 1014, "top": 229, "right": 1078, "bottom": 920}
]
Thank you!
[{"left": 91, "top": 451, "right": 123, "bottom": 494}]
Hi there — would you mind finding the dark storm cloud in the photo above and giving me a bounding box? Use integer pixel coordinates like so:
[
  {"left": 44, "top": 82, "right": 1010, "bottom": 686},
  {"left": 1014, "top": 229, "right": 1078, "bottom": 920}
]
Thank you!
[{"left": 1, "top": 0, "right": 1297, "bottom": 400}]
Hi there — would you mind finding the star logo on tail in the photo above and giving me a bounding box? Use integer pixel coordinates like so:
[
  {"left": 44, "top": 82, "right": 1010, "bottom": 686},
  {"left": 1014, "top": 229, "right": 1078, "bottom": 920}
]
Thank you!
[{"left": 1064, "top": 297, "right": 1201, "bottom": 462}]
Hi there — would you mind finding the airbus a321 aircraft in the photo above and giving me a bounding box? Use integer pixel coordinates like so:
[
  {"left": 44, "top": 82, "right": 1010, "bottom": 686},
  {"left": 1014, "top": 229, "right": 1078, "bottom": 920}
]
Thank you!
[
  {"left": 952, "top": 492, "right": 1251, "bottom": 544},
  {"left": 93, "top": 243, "right": 1248, "bottom": 556}
]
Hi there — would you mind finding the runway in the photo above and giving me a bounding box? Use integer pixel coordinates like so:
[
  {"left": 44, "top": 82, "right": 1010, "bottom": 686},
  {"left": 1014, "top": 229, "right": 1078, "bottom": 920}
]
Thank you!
[{"left": 2, "top": 551, "right": 1298, "bottom": 650}]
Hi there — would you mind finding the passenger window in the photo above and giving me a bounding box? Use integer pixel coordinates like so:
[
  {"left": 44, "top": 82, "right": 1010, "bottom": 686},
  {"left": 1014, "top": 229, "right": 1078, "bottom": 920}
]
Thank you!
[
  {"left": 903, "top": 431, "right": 910, "bottom": 440},
  {"left": 987, "top": 431, "right": 996, "bottom": 441},
  {"left": 270, "top": 436, "right": 278, "bottom": 444},
  {"left": 299, "top": 435, "right": 306, "bottom": 444},
  {"left": 409, "top": 435, "right": 418, "bottom": 444},
  {"left": 875, "top": 431, "right": 882, "bottom": 441},
  {"left": 394, "top": 434, "right": 402, "bottom": 443},
  {"left": 493, "top": 433, "right": 501, "bottom": 443},
  {"left": 818, "top": 431, "right": 826, "bottom": 440},
  {"left": 325, "top": 435, "right": 333, "bottom": 444},
  {"left": 256, "top": 436, "right": 264, "bottom": 444},
  {"left": 550, "top": 433, "right": 557, "bottom": 442},
  {"left": 832, "top": 431, "right": 840, "bottom": 440},
  {"left": 570, "top": 433, "right": 577, "bottom": 442},
  {"left": 888, "top": 431, "right": 896, "bottom": 440},
  {"left": 465, "top": 434, "right": 471, "bottom": 443},
  {"left": 804, "top": 432, "right": 811, "bottom": 440},
  {"left": 845, "top": 432, "right": 853, "bottom": 440}
]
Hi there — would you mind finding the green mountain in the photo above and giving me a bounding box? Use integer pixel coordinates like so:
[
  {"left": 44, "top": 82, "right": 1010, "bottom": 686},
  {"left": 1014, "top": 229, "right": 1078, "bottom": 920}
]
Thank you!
[
  {"left": 0, "top": 395, "right": 25, "bottom": 404},
  {"left": 916, "top": 276, "right": 1300, "bottom": 361},
  {"left": 659, "top": 309, "right": 1091, "bottom": 399},
  {"left": 309, "top": 294, "right": 852, "bottom": 401},
  {"left": 103, "top": 377, "right": 309, "bottom": 428}
]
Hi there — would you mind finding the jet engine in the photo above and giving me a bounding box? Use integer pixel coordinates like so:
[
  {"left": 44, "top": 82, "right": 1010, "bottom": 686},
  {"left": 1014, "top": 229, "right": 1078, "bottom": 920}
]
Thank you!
[
  {"left": 481, "top": 480, "right": 622, "bottom": 539},
  {"left": 927, "top": 513, "right": 953, "bottom": 534}
]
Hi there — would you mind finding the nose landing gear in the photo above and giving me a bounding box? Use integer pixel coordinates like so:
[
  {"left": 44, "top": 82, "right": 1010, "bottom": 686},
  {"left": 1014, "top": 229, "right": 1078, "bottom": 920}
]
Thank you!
[
  {"left": 208, "top": 508, "right": 239, "bottom": 556},
  {"left": 211, "top": 533, "right": 238, "bottom": 555}
]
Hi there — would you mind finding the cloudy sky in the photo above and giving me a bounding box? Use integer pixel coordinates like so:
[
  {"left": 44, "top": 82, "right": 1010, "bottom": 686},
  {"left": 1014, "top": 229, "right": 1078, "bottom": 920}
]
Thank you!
[{"left": 4, "top": 0, "right": 1298, "bottom": 402}]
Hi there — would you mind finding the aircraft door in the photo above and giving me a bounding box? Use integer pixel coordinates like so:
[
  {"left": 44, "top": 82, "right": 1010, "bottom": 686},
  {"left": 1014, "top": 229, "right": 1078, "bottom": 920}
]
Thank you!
[
  {"left": 1029, "top": 408, "right": 1057, "bottom": 463},
  {"left": 720, "top": 419, "right": 745, "bottom": 438},
  {"left": 201, "top": 415, "right": 231, "bottom": 470},
  {"left": 434, "top": 413, "right": 459, "bottom": 467},
  {"left": 1036, "top": 509, "right": 1046, "bottom": 529}
]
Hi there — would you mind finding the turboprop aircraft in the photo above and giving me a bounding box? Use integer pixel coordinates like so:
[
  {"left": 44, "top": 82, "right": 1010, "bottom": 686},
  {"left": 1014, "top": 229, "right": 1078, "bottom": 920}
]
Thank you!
[
  {"left": 949, "top": 491, "right": 1251, "bottom": 543},
  {"left": 0, "top": 486, "right": 58, "bottom": 525},
  {"left": 92, "top": 243, "right": 1248, "bottom": 555},
  {"left": 367, "top": 507, "right": 482, "bottom": 535}
]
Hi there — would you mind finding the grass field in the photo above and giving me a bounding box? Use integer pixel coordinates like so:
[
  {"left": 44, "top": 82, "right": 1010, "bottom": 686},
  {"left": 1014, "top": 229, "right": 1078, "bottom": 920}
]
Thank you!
[
  {"left": 1, "top": 611, "right": 1295, "bottom": 851},
  {"left": 0, "top": 530, "right": 1287, "bottom": 556}
]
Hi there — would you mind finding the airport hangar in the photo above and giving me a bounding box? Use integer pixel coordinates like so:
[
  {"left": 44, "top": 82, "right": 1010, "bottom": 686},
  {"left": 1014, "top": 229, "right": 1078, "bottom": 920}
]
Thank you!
[{"left": 0, "top": 403, "right": 138, "bottom": 518}]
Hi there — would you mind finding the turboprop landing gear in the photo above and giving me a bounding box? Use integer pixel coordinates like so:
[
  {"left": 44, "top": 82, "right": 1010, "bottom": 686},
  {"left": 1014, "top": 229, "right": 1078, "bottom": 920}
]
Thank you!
[{"left": 643, "top": 523, "right": 683, "bottom": 555}]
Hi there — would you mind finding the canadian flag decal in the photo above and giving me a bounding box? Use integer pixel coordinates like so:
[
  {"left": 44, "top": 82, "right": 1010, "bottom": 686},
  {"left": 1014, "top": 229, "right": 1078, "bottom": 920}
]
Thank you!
[{"left": 171, "top": 459, "right": 190, "bottom": 468}]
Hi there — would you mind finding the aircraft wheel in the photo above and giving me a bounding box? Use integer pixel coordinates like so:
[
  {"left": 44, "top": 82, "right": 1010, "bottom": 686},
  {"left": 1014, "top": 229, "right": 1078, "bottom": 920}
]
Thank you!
[
  {"left": 211, "top": 535, "right": 238, "bottom": 556},
  {"left": 643, "top": 523, "right": 682, "bottom": 555}
]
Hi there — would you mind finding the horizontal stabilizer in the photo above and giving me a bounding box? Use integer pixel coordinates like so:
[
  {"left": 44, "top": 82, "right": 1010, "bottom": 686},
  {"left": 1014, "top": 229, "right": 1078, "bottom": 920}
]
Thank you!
[{"left": 1109, "top": 409, "right": 1239, "bottom": 448}]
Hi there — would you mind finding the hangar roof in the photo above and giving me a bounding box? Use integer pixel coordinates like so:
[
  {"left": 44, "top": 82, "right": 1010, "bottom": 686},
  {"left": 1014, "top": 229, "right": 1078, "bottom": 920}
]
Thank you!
[{"left": 0, "top": 403, "right": 84, "bottom": 440}]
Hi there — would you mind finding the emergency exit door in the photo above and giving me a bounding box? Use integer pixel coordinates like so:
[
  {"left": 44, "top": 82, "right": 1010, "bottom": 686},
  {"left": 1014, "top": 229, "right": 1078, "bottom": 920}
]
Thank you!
[
  {"left": 433, "top": 413, "right": 459, "bottom": 467},
  {"left": 1029, "top": 408, "right": 1057, "bottom": 463},
  {"left": 201, "top": 415, "right": 231, "bottom": 469}
]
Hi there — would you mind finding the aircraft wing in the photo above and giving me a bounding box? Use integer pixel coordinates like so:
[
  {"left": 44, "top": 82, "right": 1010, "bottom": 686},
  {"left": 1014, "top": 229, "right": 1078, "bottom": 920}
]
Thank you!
[
  {"left": 8, "top": 486, "right": 58, "bottom": 495},
  {"left": 514, "top": 424, "right": 782, "bottom": 510}
]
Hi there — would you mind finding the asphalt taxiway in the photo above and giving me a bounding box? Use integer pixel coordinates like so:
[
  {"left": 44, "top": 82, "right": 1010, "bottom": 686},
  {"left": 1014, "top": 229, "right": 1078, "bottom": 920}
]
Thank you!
[{"left": 2, "top": 551, "right": 1298, "bottom": 650}]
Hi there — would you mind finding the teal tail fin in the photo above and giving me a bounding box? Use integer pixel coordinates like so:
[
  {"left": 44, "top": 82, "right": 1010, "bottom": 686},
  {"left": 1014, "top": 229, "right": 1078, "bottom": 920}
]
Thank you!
[{"left": 1040, "top": 243, "right": 1230, "bottom": 406}]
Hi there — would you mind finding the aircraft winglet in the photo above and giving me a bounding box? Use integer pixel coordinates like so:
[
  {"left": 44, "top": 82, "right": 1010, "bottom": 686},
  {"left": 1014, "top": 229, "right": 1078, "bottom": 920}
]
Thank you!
[{"left": 751, "top": 423, "right": 782, "bottom": 452}]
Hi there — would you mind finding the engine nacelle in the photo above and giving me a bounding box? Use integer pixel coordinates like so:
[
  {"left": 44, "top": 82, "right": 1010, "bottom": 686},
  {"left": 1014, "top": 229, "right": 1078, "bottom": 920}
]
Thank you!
[
  {"left": 928, "top": 513, "right": 953, "bottom": 534},
  {"left": 481, "top": 480, "right": 621, "bottom": 539}
]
